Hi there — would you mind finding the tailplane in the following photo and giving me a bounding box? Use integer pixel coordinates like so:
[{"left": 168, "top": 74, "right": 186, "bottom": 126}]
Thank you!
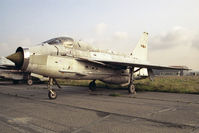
[{"left": 131, "top": 32, "right": 148, "bottom": 61}]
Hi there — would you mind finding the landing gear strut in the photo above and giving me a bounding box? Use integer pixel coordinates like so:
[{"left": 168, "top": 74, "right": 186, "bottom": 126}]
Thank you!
[
  {"left": 128, "top": 67, "right": 136, "bottom": 94},
  {"left": 48, "top": 78, "right": 57, "bottom": 99},
  {"left": 89, "top": 80, "right": 96, "bottom": 91}
]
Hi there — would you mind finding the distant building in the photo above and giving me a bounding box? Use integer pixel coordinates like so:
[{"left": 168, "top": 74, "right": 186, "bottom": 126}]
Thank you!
[
  {"left": 153, "top": 66, "right": 189, "bottom": 76},
  {"left": 183, "top": 70, "right": 199, "bottom": 76}
]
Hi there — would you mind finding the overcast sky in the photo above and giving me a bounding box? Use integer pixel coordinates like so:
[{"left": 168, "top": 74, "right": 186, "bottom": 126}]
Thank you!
[{"left": 0, "top": 0, "right": 199, "bottom": 70}]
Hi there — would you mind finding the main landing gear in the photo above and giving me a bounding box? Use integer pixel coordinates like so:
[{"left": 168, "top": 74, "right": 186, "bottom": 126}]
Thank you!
[
  {"left": 89, "top": 80, "right": 96, "bottom": 91},
  {"left": 128, "top": 67, "right": 136, "bottom": 94},
  {"left": 47, "top": 78, "right": 61, "bottom": 99},
  {"left": 88, "top": 68, "right": 136, "bottom": 94}
]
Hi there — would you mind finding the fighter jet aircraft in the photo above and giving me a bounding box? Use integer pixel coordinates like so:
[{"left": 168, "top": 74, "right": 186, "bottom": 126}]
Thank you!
[
  {"left": 0, "top": 56, "right": 48, "bottom": 85},
  {"left": 6, "top": 32, "right": 188, "bottom": 99}
]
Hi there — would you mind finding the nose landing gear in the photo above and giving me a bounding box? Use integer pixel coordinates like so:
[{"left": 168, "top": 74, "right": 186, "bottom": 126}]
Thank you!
[
  {"left": 48, "top": 89, "right": 57, "bottom": 99},
  {"left": 47, "top": 78, "right": 60, "bottom": 99}
]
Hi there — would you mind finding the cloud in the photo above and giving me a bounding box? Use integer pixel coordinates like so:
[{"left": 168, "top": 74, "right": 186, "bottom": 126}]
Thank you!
[
  {"left": 150, "top": 27, "right": 192, "bottom": 50},
  {"left": 191, "top": 35, "right": 199, "bottom": 50},
  {"left": 113, "top": 32, "right": 128, "bottom": 40},
  {"left": 95, "top": 23, "right": 108, "bottom": 35},
  {"left": 0, "top": 38, "right": 33, "bottom": 56},
  {"left": 148, "top": 27, "right": 199, "bottom": 70},
  {"left": 18, "top": 38, "right": 33, "bottom": 47},
  {"left": 0, "top": 42, "right": 15, "bottom": 56}
]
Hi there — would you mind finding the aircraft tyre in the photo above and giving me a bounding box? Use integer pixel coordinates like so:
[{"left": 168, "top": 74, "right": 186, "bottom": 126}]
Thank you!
[
  {"left": 27, "top": 79, "right": 33, "bottom": 85},
  {"left": 48, "top": 89, "right": 57, "bottom": 99},
  {"left": 128, "top": 84, "right": 136, "bottom": 94},
  {"left": 89, "top": 80, "right": 96, "bottom": 91}
]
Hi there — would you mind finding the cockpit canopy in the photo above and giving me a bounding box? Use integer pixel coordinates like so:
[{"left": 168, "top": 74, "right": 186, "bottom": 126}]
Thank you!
[
  {"left": 42, "top": 36, "right": 98, "bottom": 51},
  {"left": 43, "top": 37, "right": 74, "bottom": 47}
]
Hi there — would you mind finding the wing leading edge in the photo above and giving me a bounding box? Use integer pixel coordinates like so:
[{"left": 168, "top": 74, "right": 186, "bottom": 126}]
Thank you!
[{"left": 76, "top": 57, "right": 189, "bottom": 70}]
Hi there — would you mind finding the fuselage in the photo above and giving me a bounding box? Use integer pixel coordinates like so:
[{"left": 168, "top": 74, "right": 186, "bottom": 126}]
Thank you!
[{"left": 8, "top": 37, "right": 149, "bottom": 85}]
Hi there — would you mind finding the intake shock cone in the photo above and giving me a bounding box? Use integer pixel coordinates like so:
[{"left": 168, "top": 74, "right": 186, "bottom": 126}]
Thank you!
[{"left": 6, "top": 51, "right": 23, "bottom": 68}]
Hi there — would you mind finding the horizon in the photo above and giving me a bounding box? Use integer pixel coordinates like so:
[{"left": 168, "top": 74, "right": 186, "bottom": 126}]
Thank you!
[{"left": 0, "top": 0, "right": 199, "bottom": 70}]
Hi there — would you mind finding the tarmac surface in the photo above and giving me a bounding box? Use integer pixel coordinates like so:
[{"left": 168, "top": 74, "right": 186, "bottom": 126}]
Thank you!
[{"left": 0, "top": 81, "right": 199, "bottom": 133}]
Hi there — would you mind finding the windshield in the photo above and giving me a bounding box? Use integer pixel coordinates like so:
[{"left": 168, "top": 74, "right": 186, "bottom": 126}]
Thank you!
[{"left": 43, "top": 37, "right": 74, "bottom": 45}]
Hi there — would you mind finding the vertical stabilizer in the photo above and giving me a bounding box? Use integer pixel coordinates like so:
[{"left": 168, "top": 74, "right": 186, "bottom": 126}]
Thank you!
[{"left": 131, "top": 32, "right": 148, "bottom": 61}]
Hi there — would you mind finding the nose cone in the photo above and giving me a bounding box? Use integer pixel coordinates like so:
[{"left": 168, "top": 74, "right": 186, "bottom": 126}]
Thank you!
[{"left": 6, "top": 51, "right": 23, "bottom": 67}]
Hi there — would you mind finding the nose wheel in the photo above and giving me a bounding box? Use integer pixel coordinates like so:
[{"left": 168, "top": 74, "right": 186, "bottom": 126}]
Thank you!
[
  {"left": 47, "top": 78, "right": 57, "bottom": 99},
  {"left": 48, "top": 89, "right": 57, "bottom": 99}
]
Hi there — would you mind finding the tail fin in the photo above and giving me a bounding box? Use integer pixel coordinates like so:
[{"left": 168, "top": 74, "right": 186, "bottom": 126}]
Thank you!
[{"left": 131, "top": 32, "right": 148, "bottom": 61}]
